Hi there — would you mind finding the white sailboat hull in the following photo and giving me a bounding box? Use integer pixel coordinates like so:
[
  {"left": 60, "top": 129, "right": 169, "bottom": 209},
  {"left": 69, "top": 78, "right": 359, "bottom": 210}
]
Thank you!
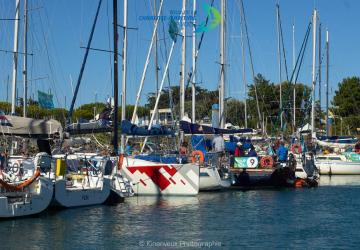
[
  {"left": 317, "top": 161, "right": 360, "bottom": 175},
  {"left": 120, "top": 158, "right": 199, "bottom": 196},
  {"left": 53, "top": 178, "right": 111, "bottom": 208},
  {"left": 199, "top": 166, "right": 230, "bottom": 191},
  {"left": 0, "top": 177, "right": 53, "bottom": 218}
]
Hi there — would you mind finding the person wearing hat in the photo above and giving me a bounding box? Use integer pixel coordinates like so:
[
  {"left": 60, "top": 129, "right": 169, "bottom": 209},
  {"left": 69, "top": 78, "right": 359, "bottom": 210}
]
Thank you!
[{"left": 234, "top": 142, "right": 244, "bottom": 157}]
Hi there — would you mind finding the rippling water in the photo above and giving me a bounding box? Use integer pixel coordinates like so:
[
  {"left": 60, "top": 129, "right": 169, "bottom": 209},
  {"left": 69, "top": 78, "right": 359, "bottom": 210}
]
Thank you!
[{"left": 2, "top": 176, "right": 360, "bottom": 249}]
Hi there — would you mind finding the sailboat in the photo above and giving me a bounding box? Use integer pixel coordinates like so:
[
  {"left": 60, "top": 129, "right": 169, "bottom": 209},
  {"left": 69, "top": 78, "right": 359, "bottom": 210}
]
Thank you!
[
  {"left": 119, "top": 1, "right": 199, "bottom": 196},
  {"left": 0, "top": 0, "right": 57, "bottom": 218}
]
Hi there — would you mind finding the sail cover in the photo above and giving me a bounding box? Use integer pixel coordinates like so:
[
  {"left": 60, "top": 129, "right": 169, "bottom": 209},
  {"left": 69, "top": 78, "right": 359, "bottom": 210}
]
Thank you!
[
  {"left": 0, "top": 115, "right": 62, "bottom": 138},
  {"left": 180, "top": 120, "right": 253, "bottom": 134},
  {"left": 66, "top": 119, "right": 112, "bottom": 135},
  {"left": 121, "top": 120, "right": 174, "bottom": 136}
]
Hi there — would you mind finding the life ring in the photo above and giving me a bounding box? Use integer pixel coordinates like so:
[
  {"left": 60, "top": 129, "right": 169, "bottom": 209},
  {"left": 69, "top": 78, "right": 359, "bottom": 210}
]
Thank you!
[
  {"left": 191, "top": 151, "right": 204, "bottom": 164},
  {"left": 117, "top": 154, "right": 124, "bottom": 170},
  {"left": 260, "top": 156, "right": 274, "bottom": 168},
  {"left": 0, "top": 168, "right": 41, "bottom": 192},
  {"left": 291, "top": 144, "right": 302, "bottom": 154}
]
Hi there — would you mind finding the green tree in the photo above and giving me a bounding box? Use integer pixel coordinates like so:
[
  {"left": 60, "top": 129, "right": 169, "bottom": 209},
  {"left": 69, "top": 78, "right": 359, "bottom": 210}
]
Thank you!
[{"left": 332, "top": 76, "right": 360, "bottom": 133}]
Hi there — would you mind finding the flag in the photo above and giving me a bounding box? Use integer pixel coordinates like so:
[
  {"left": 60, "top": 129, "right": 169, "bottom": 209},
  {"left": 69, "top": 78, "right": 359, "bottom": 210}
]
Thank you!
[
  {"left": 38, "top": 91, "right": 54, "bottom": 109},
  {"left": 168, "top": 18, "right": 179, "bottom": 43}
]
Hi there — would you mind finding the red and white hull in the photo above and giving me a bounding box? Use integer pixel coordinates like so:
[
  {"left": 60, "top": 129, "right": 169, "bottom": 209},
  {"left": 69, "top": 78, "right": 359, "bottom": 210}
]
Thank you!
[{"left": 120, "top": 157, "right": 199, "bottom": 196}]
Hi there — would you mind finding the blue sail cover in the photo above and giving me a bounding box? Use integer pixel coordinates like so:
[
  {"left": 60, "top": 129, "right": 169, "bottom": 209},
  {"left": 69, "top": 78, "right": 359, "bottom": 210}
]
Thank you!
[
  {"left": 180, "top": 120, "right": 253, "bottom": 135},
  {"left": 317, "top": 135, "right": 358, "bottom": 144},
  {"left": 121, "top": 120, "right": 174, "bottom": 136}
]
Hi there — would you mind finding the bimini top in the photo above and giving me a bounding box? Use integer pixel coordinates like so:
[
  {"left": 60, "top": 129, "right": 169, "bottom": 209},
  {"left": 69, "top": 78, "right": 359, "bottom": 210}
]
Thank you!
[
  {"left": 121, "top": 120, "right": 175, "bottom": 136},
  {"left": 0, "top": 115, "right": 62, "bottom": 138},
  {"left": 180, "top": 120, "right": 253, "bottom": 135}
]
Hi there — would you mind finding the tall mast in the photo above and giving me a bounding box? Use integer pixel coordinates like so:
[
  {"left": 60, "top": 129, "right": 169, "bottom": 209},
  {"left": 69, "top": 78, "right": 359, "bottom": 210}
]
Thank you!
[
  {"left": 219, "top": 0, "right": 226, "bottom": 128},
  {"left": 113, "top": 0, "right": 119, "bottom": 153},
  {"left": 311, "top": 9, "right": 317, "bottom": 136},
  {"left": 292, "top": 21, "right": 296, "bottom": 133},
  {"left": 154, "top": 0, "right": 159, "bottom": 124},
  {"left": 121, "top": 0, "right": 128, "bottom": 152},
  {"left": 276, "top": 4, "right": 283, "bottom": 130},
  {"left": 240, "top": 9, "right": 247, "bottom": 128},
  {"left": 180, "top": 0, "right": 186, "bottom": 123},
  {"left": 23, "top": 0, "right": 28, "bottom": 117},
  {"left": 326, "top": 30, "right": 329, "bottom": 136},
  {"left": 11, "top": 0, "right": 20, "bottom": 115},
  {"left": 318, "top": 22, "right": 322, "bottom": 128},
  {"left": 191, "top": 0, "right": 196, "bottom": 123}
]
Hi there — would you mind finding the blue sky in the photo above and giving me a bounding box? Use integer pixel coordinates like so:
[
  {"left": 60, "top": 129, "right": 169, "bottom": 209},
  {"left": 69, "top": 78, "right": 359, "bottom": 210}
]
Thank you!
[{"left": 0, "top": 0, "right": 359, "bottom": 110}]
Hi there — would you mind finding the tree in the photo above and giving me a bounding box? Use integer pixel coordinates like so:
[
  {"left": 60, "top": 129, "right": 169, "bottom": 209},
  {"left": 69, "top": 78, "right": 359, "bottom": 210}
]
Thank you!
[{"left": 332, "top": 77, "right": 360, "bottom": 133}]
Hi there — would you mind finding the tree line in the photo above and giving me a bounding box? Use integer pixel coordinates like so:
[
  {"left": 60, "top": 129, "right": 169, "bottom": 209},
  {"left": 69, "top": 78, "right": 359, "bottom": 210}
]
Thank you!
[{"left": 1, "top": 74, "right": 359, "bottom": 135}]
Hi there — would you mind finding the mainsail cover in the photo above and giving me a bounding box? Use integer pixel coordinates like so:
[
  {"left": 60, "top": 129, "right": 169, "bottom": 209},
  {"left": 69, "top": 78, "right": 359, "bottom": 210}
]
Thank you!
[
  {"left": 180, "top": 120, "right": 253, "bottom": 134},
  {"left": 0, "top": 115, "right": 62, "bottom": 137},
  {"left": 121, "top": 120, "right": 174, "bottom": 136}
]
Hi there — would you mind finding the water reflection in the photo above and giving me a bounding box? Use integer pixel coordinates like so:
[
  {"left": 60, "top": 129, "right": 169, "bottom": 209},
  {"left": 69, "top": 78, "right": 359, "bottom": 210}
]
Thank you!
[
  {"left": 2, "top": 189, "right": 360, "bottom": 249},
  {"left": 319, "top": 175, "right": 360, "bottom": 186}
]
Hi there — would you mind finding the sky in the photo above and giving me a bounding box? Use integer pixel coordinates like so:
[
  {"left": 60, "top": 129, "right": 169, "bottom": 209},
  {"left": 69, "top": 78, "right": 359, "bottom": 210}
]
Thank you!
[{"left": 0, "top": 0, "right": 359, "bottom": 111}]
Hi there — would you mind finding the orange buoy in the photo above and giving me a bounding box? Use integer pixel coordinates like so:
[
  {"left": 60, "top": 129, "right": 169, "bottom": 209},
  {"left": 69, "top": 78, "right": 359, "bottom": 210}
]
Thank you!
[
  {"left": 117, "top": 154, "right": 124, "bottom": 170},
  {"left": 291, "top": 144, "right": 302, "bottom": 154},
  {"left": 260, "top": 156, "right": 274, "bottom": 168},
  {"left": 294, "top": 178, "right": 305, "bottom": 188},
  {"left": 191, "top": 150, "right": 205, "bottom": 164}
]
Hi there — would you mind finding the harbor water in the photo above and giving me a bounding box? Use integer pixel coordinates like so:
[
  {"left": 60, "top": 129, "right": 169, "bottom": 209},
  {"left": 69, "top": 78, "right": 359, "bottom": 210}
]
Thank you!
[{"left": 2, "top": 176, "right": 360, "bottom": 249}]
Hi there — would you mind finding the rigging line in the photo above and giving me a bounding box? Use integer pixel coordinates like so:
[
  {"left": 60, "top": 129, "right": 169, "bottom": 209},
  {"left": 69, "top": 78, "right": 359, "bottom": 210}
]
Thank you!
[
  {"left": 289, "top": 22, "right": 311, "bottom": 84},
  {"left": 161, "top": 20, "right": 175, "bottom": 126},
  {"left": 185, "top": 0, "right": 215, "bottom": 90},
  {"left": 39, "top": 0, "right": 67, "bottom": 102},
  {"left": 294, "top": 27, "right": 311, "bottom": 84},
  {"left": 38, "top": 5, "right": 62, "bottom": 109},
  {"left": 238, "top": 0, "right": 262, "bottom": 130},
  {"left": 278, "top": 7, "right": 289, "bottom": 82}
]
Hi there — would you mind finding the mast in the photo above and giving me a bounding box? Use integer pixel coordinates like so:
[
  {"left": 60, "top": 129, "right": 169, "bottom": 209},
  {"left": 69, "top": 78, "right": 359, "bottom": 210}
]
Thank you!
[
  {"left": 191, "top": 0, "right": 196, "bottom": 123},
  {"left": 154, "top": 0, "right": 159, "bottom": 124},
  {"left": 23, "top": 0, "right": 28, "bottom": 117},
  {"left": 292, "top": 21, "right": 296, "bottom": 133},
  {"left": 326, "top": 30, "right": 329, "bottom": 136},
  {"left": 113, "top": 0, "right": 119, "bottom": 153},
  {"left": 276, "top": 4, "right": 283, "bottom": 130},
  {"left": 240, "top": 9, "right": 247, "bottom": 128},
  {"left": 219, "top": 0, "right": 225, "bottom": 128},
  {"left": 318, "top": 22, "right": 322, "bottom": 128},
  {"left": 131, "top": 0, "right": 164, "bottom": 124},
  {"left": 311, "top": 9, "right": 317, "bottom": 136},
  {"left": 120, "top": 0, "right": 128, "bottom": 152},
  {"left": 11, "top": 0, "right": 20, "bottom": 115},
  {"left": 180, "top": 0, "right": 186, "bottom": 122}
]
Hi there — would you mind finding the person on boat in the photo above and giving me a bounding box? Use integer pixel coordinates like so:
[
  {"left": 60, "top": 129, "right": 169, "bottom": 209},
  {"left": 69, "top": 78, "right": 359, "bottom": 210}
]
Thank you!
[
  {"left": 234, "top": 142, "right": 244, "bottom": 157},
  {"left": 276, "top": 141, "right": 288, "bottom": 163},
  {"left": 247, "top": 145, "right": 258, "bottom": 157},
  {"left": 180, "top": 141, "right": 188, "bottom": 156},
  {"left": 0, "top": 151, "right": 5, "bottom": 171},
  {"left": 355, "top": 142, "right": 360, "bottom": 154},
  {"left": 212, "top": 134, "right": 225, "bottom": 153},
  {"left": 179, "top": 141, "right": 189, "bottom": 163}
]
